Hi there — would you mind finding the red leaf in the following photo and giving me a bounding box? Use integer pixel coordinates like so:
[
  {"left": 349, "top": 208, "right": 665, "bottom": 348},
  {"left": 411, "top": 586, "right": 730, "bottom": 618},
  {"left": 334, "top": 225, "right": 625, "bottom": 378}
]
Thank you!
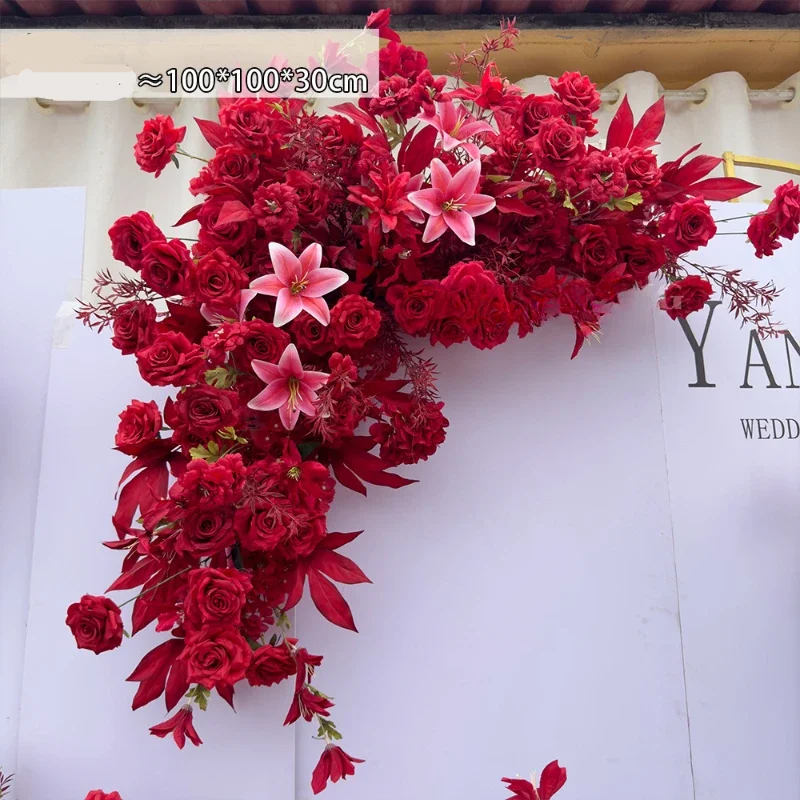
[
  {"left": 216, "top": 199, "right": 252, "bottom": 225},
  {"left": 308, "top": 570, "right": 357, "bottom": 632},
  {"left": 173, "top": 203, "right": 202, "bottom": 227},
  {"left": 628, "top": 96, "right": 665, "bottom": 149},
  {"left": 127, "top": 639, "right": 183, "bottom": 710},
  {"left": 164, "top": 301, "right": 209, "bottom": 343},
  {"left": 669, "top": 155, "right": 722, "bottom": 188},
  {"left": 107, "top": 556, "right": 160, "bottom": 593},
  {"left": 686, "top": 177, "right": 759, "bottom": 201},
  {"left": 343, "top": 449, "right": 417, "bottom": 490},
  {"left": 496, "top": 197, "right": 544, "bottom": 217},
  {"left": 330, "top": 102, "right": 381, "bottom": 134},
  {"left": 113, "top": 469, "right": 151, "bottom": 534},
  {"left": 194, "top": 117, "right": 226, "bottom": 149},
  {"left": 399, "top": 124, "right": 437, "bottom": 176},
  {"left": 216, "top": 683, "right": 235, "bottom": 710},
  {"left": 283, "top": 562, "right": 307, "bottom": 611},
  {"left": 606, "top": 95, "right": 634, "bottom": 150},
  {"left": 331, "top": 456, "right": 367, "bottom": 496},
  {"left": 164, "top": 648, "right": 188, "bottom": 712},
  {"left": 319, "top": 531, "right": 363, "bottom": 551},
  {"left": 131, "top": 592, "right": 159, "bottom": 636},
  {"left": 102, "top": 538, "right": 136, "bottom": 551},
  {"left": 311, "top": 550, "right": 371, "bottom": 585},
  {"left": 538, "top": 760, "right": 568, "bottom": 800}
]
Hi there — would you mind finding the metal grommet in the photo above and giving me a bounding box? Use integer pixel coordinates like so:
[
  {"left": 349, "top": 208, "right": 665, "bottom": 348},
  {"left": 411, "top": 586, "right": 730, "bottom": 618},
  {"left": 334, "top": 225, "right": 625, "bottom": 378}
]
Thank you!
[{"left": 33, "top": 98, "right": 90, "bottom": 113}]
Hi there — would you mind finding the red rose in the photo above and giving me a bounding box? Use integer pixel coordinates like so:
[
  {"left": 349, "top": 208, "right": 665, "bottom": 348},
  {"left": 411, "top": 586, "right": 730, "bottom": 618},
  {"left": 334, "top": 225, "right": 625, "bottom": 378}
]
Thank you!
[
  {"left": 170, "top": 453, "right": 246, "bottom": 508},
  {"left": 516, "top": 94, "right": 567, "bottom": 137},
  {"left": 115, "top": 399, "right": 161, "bottom": 455},
  {"left": 285, "top": 516, "right": 327, "bottom": 559},
  {"left": 175, "top": 507, "right": 237, "bottom": 557},
  {"left": 192, "top": 248, "right": 248, "bottom": 310},
  {"left": 379, "top": 40, "right": 428, "bottom": 81},
  {"left": 658, "top": 197, "right": 717, "bottom": 255},
  {"left": 247, "top": 643, "right": 297, "bottom": 687},
  {"left": 135, "top": 331, "right": 205, "bottom": 387},
  {"left": 209, "top": 144, "right": 261, "bottom": 189},
  {"left": 181, "top": 627, "right": 252, "bottom": 690},
  {"left": 747, "top": 211, "right": 781, "bottom": 259},
  {"left": 618, "top": 232, "right": 666, "bottom": 286},
  {"left": 658, "top": 276, "right": 714, "bottom": 320},
  {"left": 768, "top": 180, "right": 800, "bottom": 240},
  {"left": 238, "top": 508, "right": 288, "bottom": 553},
  {"left": 252, "top": 183, "right": 299, "bottom": 239},
  {"left": 616, "top": 147, "right": 662, "bottom": 193},
  {"left": 330, "top": 295, "right": 382, "bottom": 349},
  {"left": 184, "top": 567, "right": 251, "bottom": 630},
  {"left": 236, "top": 319, "right": 291, "bottom": 365},
  {"left": 134, "top": 114, "right": 185, "bottom": 177},
  {"left": 109, "top": 211, "right": 165, "bottom": 271},
  {"left": 370, "top": 400, "right": 448, "bottom": 466},
  {"left": 386, "top": 280, "right": 443, "bottom": 336},
  {"left": 527, "top": 117, "right": 586, "bottom": 174},
  {"left": 550, "top": 71, "right": 601, "bottom": 134},
  {"left": 197, "top": 197, "right": 257, "bottom": 255},
  {"left": 571, "top": 225, "right": 620, "bottom": 279},
  {"left": 290, "top": 313, "right": 334, "bottom": 356},
  {"left": 285, "top": 170, "right": 330, "bottom": 225},
  {"left": 167, "top": 385, "right": 239, "bottom": 438},
  {"left": 84, "top": 792, "right": 123, "bottom": 800},
  {"left": 110, "top": 300, "right": 157, "bottom": 355},
  {"left": 66, "top": 595, "right": 123, "bottom": 655},
  {"left": 218, "top": 97, "right": 275, "bottom": 151},
  {"left": 141, "top": 239, "right": 191, "bottom": 297},
  {"left": 316, "top": 115, "right": 363, "bottom": 160},
  {"left": 366, "top": 8, "right": 392, "bottom": 31}
]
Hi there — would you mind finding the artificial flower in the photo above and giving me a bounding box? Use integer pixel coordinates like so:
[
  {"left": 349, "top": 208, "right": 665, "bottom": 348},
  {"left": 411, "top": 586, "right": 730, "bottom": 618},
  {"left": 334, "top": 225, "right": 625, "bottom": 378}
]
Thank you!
[{"left": 149, "top": 706, "right": 203, "bottom": 749}]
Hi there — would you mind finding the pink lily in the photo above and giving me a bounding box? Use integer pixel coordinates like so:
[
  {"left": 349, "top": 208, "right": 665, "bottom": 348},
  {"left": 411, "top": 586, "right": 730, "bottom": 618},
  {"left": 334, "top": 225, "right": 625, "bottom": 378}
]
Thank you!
[
  {"left": 248, "top": 343, "right": 329, "bottom": 431},
  {"left": 249, "top": 242, "right": 348, "bottom": 328},
  {"left": 408, "top": 158, "right": 496, "bottom": 246},
  {"left": 418, "top": 100, "right": 493, "bottom": 159}
]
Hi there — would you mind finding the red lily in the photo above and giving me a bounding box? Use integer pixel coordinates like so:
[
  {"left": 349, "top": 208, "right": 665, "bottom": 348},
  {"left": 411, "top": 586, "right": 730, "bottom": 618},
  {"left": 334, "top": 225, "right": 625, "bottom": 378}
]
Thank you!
[
  {"left": 149, "top": 705, "right": 203, "bottom": 749},
  {"left": 311, "top": 745, "right": 365, "bottom": 794},
  {"left": 502, "top": 760, "right": 567, "bottom": 800}
]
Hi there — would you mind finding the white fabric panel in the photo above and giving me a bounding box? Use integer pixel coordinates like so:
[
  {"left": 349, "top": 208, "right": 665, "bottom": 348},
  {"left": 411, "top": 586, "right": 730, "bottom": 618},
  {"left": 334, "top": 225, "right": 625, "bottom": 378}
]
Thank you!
[{"left": 0, "top": 70, "right": 798, "bottom": 299}]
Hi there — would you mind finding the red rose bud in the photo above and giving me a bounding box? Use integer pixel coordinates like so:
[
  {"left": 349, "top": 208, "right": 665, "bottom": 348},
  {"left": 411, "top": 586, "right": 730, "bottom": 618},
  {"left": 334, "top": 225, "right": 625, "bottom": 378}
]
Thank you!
[
  {"left": 134, "top": 114, "right": 186, "bottom": 177},
  {"left": 149, "top": 706, "right": 203, "bottom": 749},
  {"left": 66, "top": 595, "right": 124, "bottom": 655},
  {"left": 311, "top": 745, "right": 365, "bottom": 795},
  {"left": 658, "top": 276, "right": 714, "bottom": 320}
]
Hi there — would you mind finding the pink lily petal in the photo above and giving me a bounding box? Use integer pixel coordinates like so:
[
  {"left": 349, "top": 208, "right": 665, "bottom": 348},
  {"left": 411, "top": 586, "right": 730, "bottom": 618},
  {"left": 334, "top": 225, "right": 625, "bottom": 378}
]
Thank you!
[
  {"left": 301, "top": 370, "right": 330, "bottom": 392},
  {"left": 248, "top": 380, "right": 290, "bottom": 412},
  {"left": 408, "top": 187, "right": 444, "bottom": 217},
  {"left": 251, "top": 359, "right": 283, "bottom": 383},
  {"left": 300, "top": 295, "right": 331, "bottom": 326},
  {"left": 422, "top": 213, "right": 449, "bottom": 243},
  {"left": 278, "top": 343, "right": 303, "bottom": 378},
  {"left": 268, "top": 242, "right": 300, "bottom": 284},
  {"left": 447, "top": 159, "right": 481, "bottom": 204},
  {"left": 460, "top": 118, "right": 494, "bottom": 138},
  {"left": 439, "top": 100, "right": 457, "bottom": 132},
  {"left": 304, "top": 267, "right": 349, "bottom": 298},
  {"left": 441, "top": 131, "right": 462, "bottom": 152},
  {"left": 298, "top": 242, "right": 322, "bottom": 274},
  {"left": 417, "top": 108, "right": 442, "bottom": 134},
  {"left": 279, "top": 402, "right": 301, "bottom": 431},
  {"left": 407, "top": 174, "right": 424, "bottom": 191},
  {"left": 273, "top": 289, "right": 304, "bottom": 327},
  {"left": 429, "top": 159, "right": 451, "bottom": 193},
  {"left": 238, "top": 289, "right": 257, "bottom": 321},
  {"left": 249, "top": 273, "right": 283, "bottom": 297},
  {"left": 463, "top": 193, "right": 496, "bottom": 217},
  {"left": 295, "top": 390, "right": 318, "bottom": 418},
  {"left": 460, "top": 142, "right": 482, "bottom": 161},
  {"left": 444, "top": 208, "right": 476, "bottom": 245},
  {"left": 406, "top": 207, "right": 426, "bottom": 224}
]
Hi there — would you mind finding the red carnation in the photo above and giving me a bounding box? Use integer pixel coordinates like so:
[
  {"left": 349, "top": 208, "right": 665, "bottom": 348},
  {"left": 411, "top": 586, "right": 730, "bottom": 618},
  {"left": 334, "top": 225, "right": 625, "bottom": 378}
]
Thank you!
[
  {"left": 658, "top": 197, "right": 717, "bottom": 255},
  {"left": 108, "top": 211, "right": 165, "bottom": 271},
  {"left": 252, "top": 182, "right": 300, "bottom": 239},
  {"left": 110, "top": 300, "right": 157, "bottom": 355},
  {"left": 115, "top": 399, "right": 161, "bottom": 455},
  {"left": 748, "top": 211, "right": 782, "bottom": 259},
  {"left": 181, "top": 627, "right": 252, "bottom": 690},
  {"left": 527, "top": 117, "right": 586, "bottom": 174},
  {"left": 66, "top": 595, "right": 124, "bottom": 655},
  {"left": 184, "top": 567, "right": 251, "bottom": 629},
  {"left": 311, "top": 745, "right": 365, "bottom": 795},
  {"left": 330, "top": 295, "right": 382, "bottom": 349},
  {"left": 149, "top": 705, "right": 202, "bottom": 749},
  {"left": 246, "top": 643, "right": 297, "bottom": 687},
  {"left": 658, "top": 276, "right": 714, "bottom": 320},
  {"left": 141, "top": 239, "right": 192, "bottom": 297},
  {"left": 170, "top": 453, "right": 246, "bottom": 508},
  {"left": 134, "top": 114, "right": 185, "bottom": 177},
  {"left": 135, "top": 331, "right": 205, "bottom": 387}
]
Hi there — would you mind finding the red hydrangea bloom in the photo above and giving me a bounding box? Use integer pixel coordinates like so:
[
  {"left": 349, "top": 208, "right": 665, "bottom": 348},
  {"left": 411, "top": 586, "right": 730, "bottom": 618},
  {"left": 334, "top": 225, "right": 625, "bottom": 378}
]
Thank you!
[
  {"left": 134, "top": 114, "right": 185, "bottom": 177},
  {"left": 170, "top": 453, "right": 246, "bottom": 508},
  {"left": 371, "top": 400, "right": 449, "bottom": 466},
  {"left": 149, "top": 706, "right": 203, "bottom": 749},
  {"left": 66, "top": 595, "right": 124, "bottom": 655},
  {"left": 252, "top": 182, "right": 300, "bottom": 239},
  {"left": 659, "top": 275, "right": 714, "bottom": 320},
  {"left": 311, "top": 745, "right": 365, "bottom": 795},
  {"left": 201, "top": 321, "right": 247, "bottom": 366}
]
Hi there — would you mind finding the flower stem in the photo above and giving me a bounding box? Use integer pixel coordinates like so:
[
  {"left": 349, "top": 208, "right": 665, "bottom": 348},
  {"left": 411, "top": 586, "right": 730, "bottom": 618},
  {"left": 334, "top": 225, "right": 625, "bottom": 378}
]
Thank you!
[
  {"left": 716, "top": 214, "right": 755, "bottom": 223},
  {"left": 118, "top": 565, "right": 193, "bottom": 609},
  {"left": 176, "top": 147, "right": 209, "bottom": 164}
]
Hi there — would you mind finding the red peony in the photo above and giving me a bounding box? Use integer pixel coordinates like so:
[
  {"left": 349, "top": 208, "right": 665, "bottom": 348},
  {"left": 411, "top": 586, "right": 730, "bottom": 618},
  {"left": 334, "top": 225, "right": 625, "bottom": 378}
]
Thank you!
[
  {"left": 110, "top": 300, "right": 157, "bottom": 355},
  {"left": 330, "top": 295, "right": 382, "bottom": 349},
  {"left": 192, "top": 247, "right": 248, "bottom": 310},
  {"left": 658, "top": 275, "right": 714, "bottom": 320},
  {"left": 181, "top": 627, "right": 252, "bottom": 689},
  {"left": 108, "top": 211, "right": 165, "bottom": 271},
  {"left": 184, "top": 567, "right": 252, "bottom": 629},
  {"left": 115, "top": 399, "right": 161, "bottom": 455},
  {"left": 66, "top": 595, "right": 124, "bottom": 655},
  {"left": 134, "top": 114, "right": 185, "bottom": 177},
  {"left": 658, "top": 197, "right": 717, "bottom": 254},
  {"left": 140, "top": 239, "right": 192, "bottom": 297},
  {"left": 135, "top": 331, "right": 205, "bottom": 387},
  {"left": 247, "top": 643, "right": 297, "bottom": 687}
]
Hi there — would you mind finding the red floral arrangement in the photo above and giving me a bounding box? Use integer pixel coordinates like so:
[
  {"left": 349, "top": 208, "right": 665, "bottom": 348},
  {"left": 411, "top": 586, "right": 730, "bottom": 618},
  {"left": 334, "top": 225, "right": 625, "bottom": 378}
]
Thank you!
[{"left": 68, "top": 11, "right": 797, "bottom": 795}]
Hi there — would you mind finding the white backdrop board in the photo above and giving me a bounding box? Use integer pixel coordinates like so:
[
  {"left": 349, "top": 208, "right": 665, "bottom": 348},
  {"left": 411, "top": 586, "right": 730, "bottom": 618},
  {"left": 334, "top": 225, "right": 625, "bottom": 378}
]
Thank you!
[
  {"left": 10, "top": 205, "right": 799, "bottom": 800},
  {"left": 0, "top": 187, "right": 85, "bottom": 780}
]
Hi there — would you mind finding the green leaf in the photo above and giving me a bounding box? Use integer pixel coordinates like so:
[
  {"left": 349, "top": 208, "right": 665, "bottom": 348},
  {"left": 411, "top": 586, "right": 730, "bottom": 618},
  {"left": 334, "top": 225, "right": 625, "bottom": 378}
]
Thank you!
[
  {"left": 486, "top": 174, "right": 510, "bottom": 183},
  {"left": 205, "top": 366, "right": 236, "bottom": 389},
  {"left": 189, "top": 441, "right": 222, "bottom": 462},
  {"left": 297, "top": 441, "right": 321, "bottom": 459},
  {"left": 186, "top": 685, "right": 210, "bottom": 712},
  {"left": 562, "top": 194, "right": 578, "bottom": 215},
  {"left": 605, "top": 192, "right": 644, "bottom": 212},
  {"left": 171, "top": 153, "right": 180, "bottom": 169}
]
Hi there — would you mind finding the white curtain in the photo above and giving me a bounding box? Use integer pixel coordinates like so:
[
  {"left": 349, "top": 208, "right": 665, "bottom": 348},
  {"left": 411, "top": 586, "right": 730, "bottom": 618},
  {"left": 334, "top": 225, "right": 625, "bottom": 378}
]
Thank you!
[{"left": 1, "top": 70, "right": 798, "bottom": 300}]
